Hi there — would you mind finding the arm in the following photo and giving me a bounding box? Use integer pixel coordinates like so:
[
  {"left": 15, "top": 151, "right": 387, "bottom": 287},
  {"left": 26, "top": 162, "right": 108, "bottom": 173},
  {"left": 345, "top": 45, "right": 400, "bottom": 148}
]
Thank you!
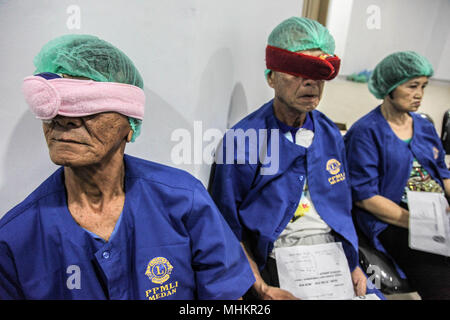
[
  {"left": 430, "top": 126, "right": 450, "bottom": 199},
  {"left": 356, "top": 195, "right": 409, "bottom": 229},
  {"left": 0, "top": 242, "right": 25, "bottom": 299},
  {"left": 240, "top": 241, "right": 299, "bottom": 300},
  {"left": 209, "top": 138, "right": 256, "bottom": 242},
  {"left": 444, "top": 179, "right": 450, "bottom": 198},
  {"left": 187, "top": 182, "right": 256, "bottom": 300},
  {"left": 444, "top": 179, "right": 450, "bottom": 209},
  {"left": 344, "top": 129, "right": 409, "bottom": 227},
  {"left": 339, "top": 138, "right": 368, "bottom": 296},
  {"left": 351, "top": 266, "right": 367, "bottom": 297},
  {"left": 210, "top": 136, "right": 298, "bottom": 300}
]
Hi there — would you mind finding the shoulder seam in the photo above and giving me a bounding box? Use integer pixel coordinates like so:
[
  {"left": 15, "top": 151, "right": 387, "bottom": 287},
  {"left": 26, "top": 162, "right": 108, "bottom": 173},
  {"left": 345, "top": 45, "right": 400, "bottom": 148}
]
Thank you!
[
  {"left": 126, "top": 174, "right": 200, "bottom": 192},
  {"left": 0, "top": 188, "right": 64, "bottom": 230}
]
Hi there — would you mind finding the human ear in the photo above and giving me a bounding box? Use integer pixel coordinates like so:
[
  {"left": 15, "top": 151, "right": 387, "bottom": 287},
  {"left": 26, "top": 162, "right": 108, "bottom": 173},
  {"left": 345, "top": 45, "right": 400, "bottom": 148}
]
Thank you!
[
  {"left": 387, "top": 89, "right": 396, "bottom": 100},
  {"left": 126, "top": 130, "right": 133, "bottom": 143},
  {"left": 266, "top": 71, "right": 275, "bottom": 88}
]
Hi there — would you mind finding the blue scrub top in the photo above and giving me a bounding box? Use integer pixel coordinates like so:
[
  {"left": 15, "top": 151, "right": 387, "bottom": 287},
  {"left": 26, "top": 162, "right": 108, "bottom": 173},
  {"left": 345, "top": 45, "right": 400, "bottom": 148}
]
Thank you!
[
  {"left": 344, "top": 106, "right": 450, "bottom": 276},
  {"left": 0, "top": 155, "right": 255, "bottom": 300},
  {"left": 210, "top": 99, "right": 360, "bottom": 272}
]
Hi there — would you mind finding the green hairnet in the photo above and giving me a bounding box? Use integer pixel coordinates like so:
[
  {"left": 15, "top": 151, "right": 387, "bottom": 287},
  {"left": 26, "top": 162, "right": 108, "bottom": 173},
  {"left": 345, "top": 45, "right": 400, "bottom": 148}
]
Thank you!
[
  {"left": 265, "top": 16, "right": 336, "bottom": 77},
  {"left": 33, "top": 34, "right": 144, "bottom": 142},
  {"left": 368, "top": 51, "right": 434, "bottom": 99},
  {"left": 128, "top": 118, "right": 142, "bottom": 142}
]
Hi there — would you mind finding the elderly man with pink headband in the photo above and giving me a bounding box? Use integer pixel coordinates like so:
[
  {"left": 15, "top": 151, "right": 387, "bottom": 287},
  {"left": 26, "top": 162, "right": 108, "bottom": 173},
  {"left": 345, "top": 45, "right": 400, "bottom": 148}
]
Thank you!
[{"left": 0, "top": 34, "right": 254, "bottom": 300}]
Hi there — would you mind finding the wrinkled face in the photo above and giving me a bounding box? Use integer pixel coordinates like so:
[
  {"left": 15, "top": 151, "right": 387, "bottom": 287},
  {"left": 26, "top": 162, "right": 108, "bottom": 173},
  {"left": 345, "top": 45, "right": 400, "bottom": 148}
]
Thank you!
[
  {"left": 42, "top": 73, "right": 132, "bottom": 167},
  {"left": 43, "top": 112, "right": 132, "bottom": 167},
  {"left": 388, "top": 76, "right": 428, "bottom": 112},
  {"left": 267, "top": 49, "right": 326, "bottom": 114}
]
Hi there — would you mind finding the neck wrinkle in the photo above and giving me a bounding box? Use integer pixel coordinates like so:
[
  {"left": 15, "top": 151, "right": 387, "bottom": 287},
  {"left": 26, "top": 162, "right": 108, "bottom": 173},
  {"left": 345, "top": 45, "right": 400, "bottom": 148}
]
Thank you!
[
  {"left": 380, "top": 100, "right": 410, "bottom": 125},
  {"left": 64, "top": 149, "right": 126, "bottom": 208},
  {"left": 273, "top": 97, "right": 307, "bottom": 128}
]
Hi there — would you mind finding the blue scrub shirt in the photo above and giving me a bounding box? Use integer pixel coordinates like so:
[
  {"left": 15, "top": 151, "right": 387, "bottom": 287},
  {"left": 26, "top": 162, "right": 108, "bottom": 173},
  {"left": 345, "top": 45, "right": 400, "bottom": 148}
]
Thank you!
[
  {"left": 344, "top": 106, "right": 450, "bottom": 276},
  {"left": 211, "top": 99, "right": 359, "bottom": 271},
  {"left": 0, "top": 155, "right": 255, "bottom": 299}
]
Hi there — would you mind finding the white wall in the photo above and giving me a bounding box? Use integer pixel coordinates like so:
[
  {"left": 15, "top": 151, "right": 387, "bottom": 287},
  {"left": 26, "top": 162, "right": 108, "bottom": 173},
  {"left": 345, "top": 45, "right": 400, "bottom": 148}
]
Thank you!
[
  {"left": 0, "top": 0, "right": 303, "bottom": 216},
  {"left": 326, "top": 0, "right": 354, "bottom": 61},
  {"left": 328, "top": 0, "right": 450, "bottom": 81},
  {"left": 3, "top": 0, "right": 447, "bottom": 218}
]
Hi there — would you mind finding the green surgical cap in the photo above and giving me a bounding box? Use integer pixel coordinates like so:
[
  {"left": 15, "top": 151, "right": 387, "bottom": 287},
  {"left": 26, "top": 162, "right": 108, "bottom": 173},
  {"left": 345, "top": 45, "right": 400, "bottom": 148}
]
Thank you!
[
  {"left": 265, "top": 17, "right": 336, "bottom": 77},
  {"left": 368, "top": 51, "right": 434, "bottom": 99},
  {"left": 33, "top": 34, "right": 144, "bottom": 141},
  {"left": 268, "top": 17, "right": 335, "bottom": 53}
]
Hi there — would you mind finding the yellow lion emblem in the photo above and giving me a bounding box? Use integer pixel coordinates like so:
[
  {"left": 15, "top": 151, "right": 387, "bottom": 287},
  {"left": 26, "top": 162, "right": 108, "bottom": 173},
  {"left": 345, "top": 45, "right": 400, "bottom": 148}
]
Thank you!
[
  {"left": 145, "top": 257, "right": 174, "bottom": 284},
  {"left": 326, "top": 159, "right": 341, "bottom": 175}
]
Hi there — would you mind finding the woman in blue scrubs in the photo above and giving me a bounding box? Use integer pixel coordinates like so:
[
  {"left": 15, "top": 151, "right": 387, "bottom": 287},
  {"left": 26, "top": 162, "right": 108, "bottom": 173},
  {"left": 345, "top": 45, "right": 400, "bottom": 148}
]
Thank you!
[{"left": 344, "top": 51, "right": 450, "bottom": 300}]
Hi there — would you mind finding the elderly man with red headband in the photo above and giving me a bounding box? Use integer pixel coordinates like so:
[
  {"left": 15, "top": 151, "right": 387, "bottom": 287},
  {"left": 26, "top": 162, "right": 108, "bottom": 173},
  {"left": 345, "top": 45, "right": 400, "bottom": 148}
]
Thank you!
[
  {"left": 0, "top": 34, "right": 255, "bottom": 300},
  {"left": 210, "top": 17, "right": 384, "bottom": 300}
]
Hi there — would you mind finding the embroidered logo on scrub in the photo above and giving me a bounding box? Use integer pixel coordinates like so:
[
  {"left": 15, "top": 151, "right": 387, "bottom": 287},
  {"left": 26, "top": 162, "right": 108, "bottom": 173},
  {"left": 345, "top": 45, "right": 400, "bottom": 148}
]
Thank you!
[
  {"left": 326, "top": 158, "right": 346, "bottom": 185},
  {"left": 145, "top": 257, "right": 173, "bottom": 284},
  {"left": 145, "top": 257, "right": 178, "bottom": 300}
]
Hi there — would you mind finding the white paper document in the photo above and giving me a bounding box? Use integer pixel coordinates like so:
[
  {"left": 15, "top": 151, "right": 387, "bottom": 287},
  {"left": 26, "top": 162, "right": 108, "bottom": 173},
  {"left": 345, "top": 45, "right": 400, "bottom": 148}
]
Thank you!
[
  {"left": 407, "top": 191, "right": 450, "bottom": 257},
  {"left": 275, "top": 242, "right": 355, "bottom": 300},
  {"left": 352, "top": 294, "right": 380, "bottom": 300}
]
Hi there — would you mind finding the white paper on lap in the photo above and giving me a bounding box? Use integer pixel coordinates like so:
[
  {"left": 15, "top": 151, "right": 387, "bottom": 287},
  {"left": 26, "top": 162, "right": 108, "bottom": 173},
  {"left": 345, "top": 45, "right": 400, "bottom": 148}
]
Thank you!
[
  {"left": 407, "top": 191, "right": 450, "bottom": 257},
  {"left": 352, "top": 294, "right": 380, "bottom": 300},
  {"left": 275, "top": 242, "right": 355, "bottom": 300}
]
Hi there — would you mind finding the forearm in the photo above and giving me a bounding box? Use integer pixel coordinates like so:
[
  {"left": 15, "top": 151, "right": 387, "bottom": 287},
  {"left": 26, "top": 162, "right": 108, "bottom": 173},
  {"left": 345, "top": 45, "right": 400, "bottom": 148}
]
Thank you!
[
  {"left": 240, "top": 241, "right": 267, "bottom": 297},
  {"left": 444, "top": 179, "right": 450, "bottom": 199},
  {"left": 356, "top": 195, "right": 409, "bottom": 228}
]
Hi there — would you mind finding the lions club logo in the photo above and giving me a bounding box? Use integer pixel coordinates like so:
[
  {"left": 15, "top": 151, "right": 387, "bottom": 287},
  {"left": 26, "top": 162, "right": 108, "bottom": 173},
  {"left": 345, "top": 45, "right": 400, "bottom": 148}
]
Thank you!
[
  {"left": 145, "top": 257, "right": 173, "bottom": 284},
  {"left": 326, "top": 158, "right": 346, "bottom": 185},
  {"left": 326, "top": 159, "right": 341, "bottom": 175}
]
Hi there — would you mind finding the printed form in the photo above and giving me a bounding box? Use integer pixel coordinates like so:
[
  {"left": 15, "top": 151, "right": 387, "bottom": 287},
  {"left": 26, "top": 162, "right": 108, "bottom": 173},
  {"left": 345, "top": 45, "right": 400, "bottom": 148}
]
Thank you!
[
  {"left": 275, "top": 242, "right": 379, "bottom": 300},
  {"left": 407, "top": 191, "right": 450, "bottom": 257}
]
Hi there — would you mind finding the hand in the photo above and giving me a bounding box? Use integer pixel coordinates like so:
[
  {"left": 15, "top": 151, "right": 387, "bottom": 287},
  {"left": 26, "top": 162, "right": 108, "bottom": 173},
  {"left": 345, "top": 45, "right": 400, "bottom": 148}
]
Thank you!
[
  {"left": 256, "top": 282, "right": 300, "bottom": 300},
  {"left": 351, "top": 266, "right": 367, "bottom": 297}
]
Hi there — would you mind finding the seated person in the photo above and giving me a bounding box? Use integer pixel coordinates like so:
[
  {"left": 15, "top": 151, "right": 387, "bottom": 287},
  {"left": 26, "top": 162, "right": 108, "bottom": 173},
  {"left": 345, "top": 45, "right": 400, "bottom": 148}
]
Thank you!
[
  {"left": 344, "top": 51, "right": 450, "bottom": 300},
  {"left": 0, "top": 34, "right": 254, "bottom": 300},
  {"left": 210, "top": 17, "right": 383, "bottom": 300}
]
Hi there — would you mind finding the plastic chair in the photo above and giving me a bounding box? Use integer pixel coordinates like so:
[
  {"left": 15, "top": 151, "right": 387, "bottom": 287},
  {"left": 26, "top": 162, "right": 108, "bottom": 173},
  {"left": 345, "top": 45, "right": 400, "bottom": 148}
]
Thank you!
[
  {"left": 417, "top": 112, "right": 434, "bottom": 126},
  {"left": 354, "top": 222, "right": 413, "bottom": 294},
  {"left": 441, "top": 109, "right": 450, "bottom": 155}
]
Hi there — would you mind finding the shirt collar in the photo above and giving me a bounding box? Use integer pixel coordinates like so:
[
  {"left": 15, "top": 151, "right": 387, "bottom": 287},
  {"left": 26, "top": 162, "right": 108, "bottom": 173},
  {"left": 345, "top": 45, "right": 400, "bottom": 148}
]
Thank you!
[{"left": 275, "top": 112, "right": 315, "bottom": 134}]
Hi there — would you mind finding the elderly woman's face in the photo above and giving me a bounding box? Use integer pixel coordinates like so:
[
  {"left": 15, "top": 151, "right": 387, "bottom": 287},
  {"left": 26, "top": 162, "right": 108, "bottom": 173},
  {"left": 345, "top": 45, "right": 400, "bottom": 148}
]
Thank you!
[
  {"left": 388, "top": 76, "right": 428, "bottom": 112},
  {"left": 43, "top": 112, "right": 132, "bottom": 167}
]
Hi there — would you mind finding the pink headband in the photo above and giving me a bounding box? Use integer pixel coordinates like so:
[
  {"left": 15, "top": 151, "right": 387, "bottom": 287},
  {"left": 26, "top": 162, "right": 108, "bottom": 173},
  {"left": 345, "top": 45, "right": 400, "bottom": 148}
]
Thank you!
[{"left": 22, "top": 76, "right": 145, "bottom": 120}]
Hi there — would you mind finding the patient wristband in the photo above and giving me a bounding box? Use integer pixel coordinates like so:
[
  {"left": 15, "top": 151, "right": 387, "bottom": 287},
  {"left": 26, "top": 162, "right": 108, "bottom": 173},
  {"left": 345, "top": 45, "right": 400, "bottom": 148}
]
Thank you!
[
  {"left": 265, "top": 45, "right": 340, "bottom": 80},
  {"left": 22, "top": 75, "right": 145, "bottom": 120}
]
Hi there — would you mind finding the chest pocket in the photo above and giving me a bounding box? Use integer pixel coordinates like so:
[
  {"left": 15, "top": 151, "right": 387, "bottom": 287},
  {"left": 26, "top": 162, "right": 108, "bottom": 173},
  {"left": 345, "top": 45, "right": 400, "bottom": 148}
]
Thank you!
[
  {"left": 21, "top": 262, "right": 105, "bottom": 299},
  {"left": 136, "top": 243, "right": 195, "bottom": 300}
]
